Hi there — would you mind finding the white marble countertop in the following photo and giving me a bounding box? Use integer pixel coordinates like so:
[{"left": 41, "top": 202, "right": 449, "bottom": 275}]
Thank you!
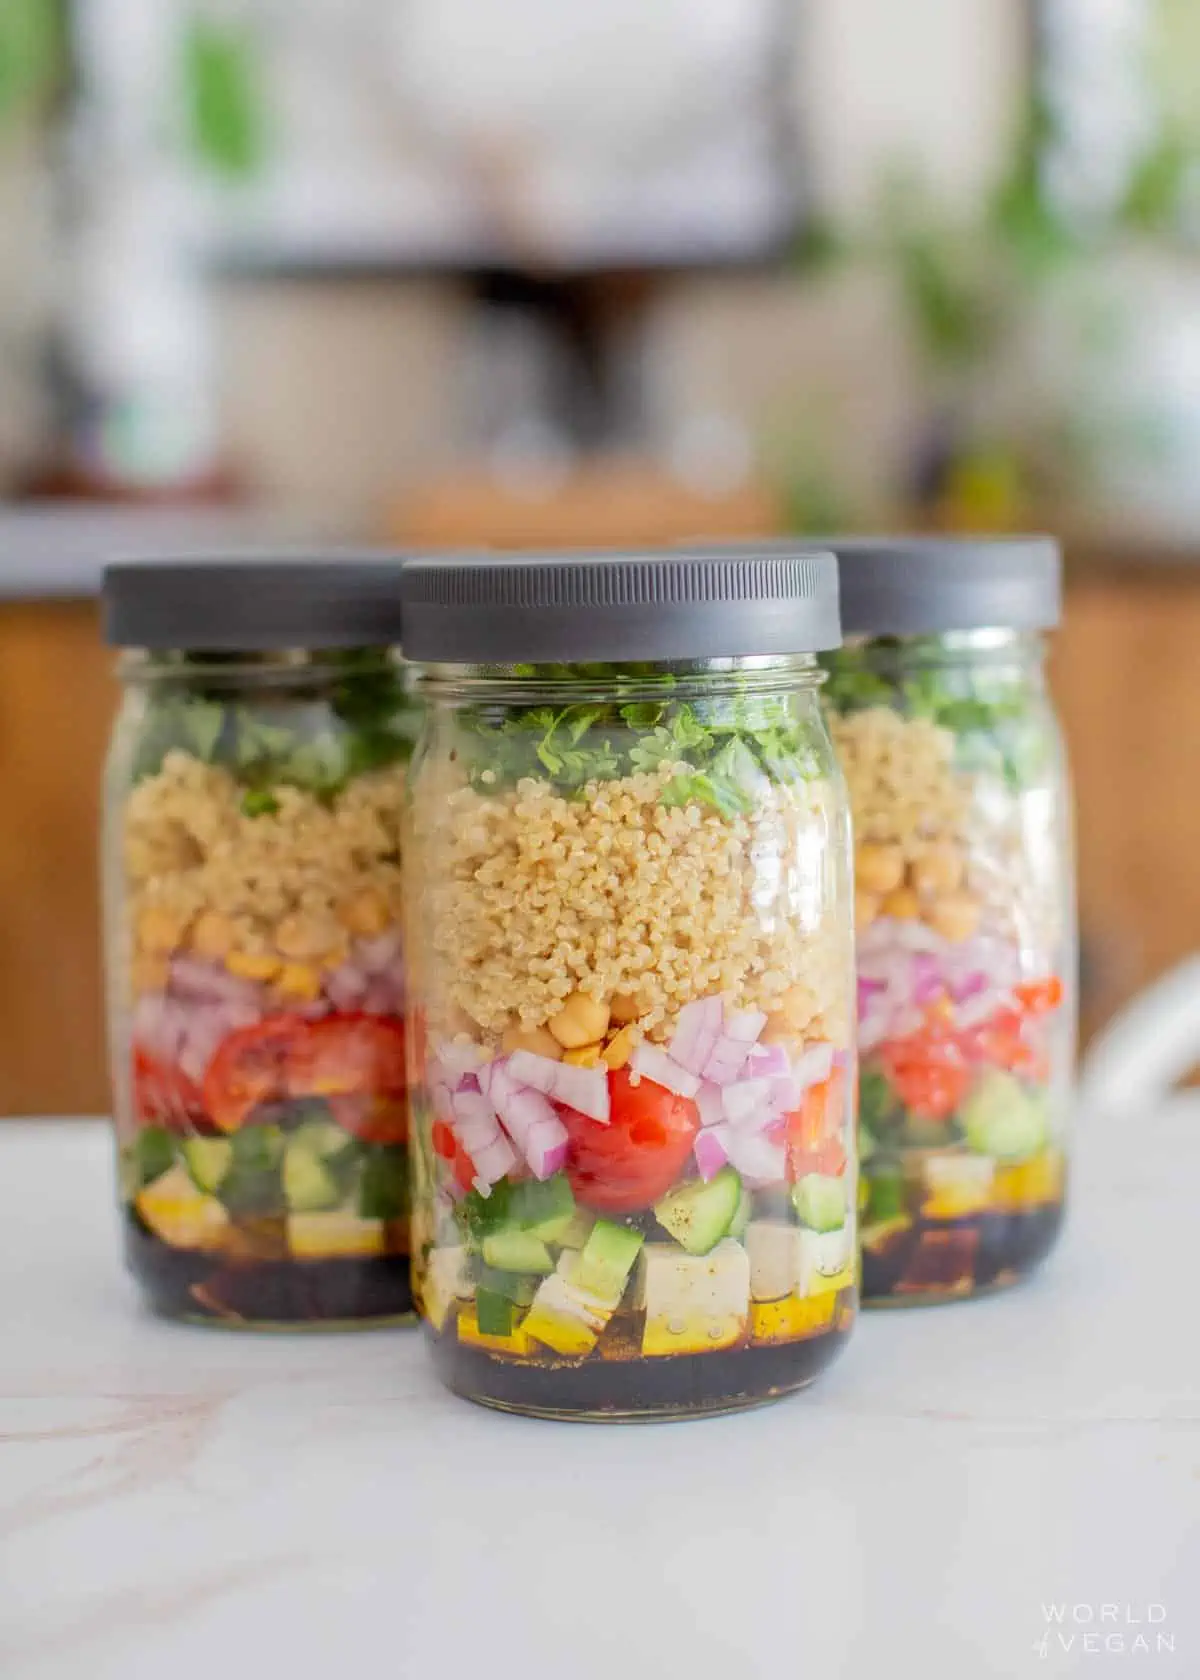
[{"left": 2, "top": 1110, "right": 1196, "bottom": 1680}]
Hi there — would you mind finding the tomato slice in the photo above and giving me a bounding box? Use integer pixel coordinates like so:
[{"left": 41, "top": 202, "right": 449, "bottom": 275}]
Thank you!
[
  {"left": 133, "top": 1048, "right": 208, "bottom": 1135},
  {"left": 879, "top": 1034, "right": 969, "bottom": 1120},
  {"left": 1015, "top": 977, "right": 1064, "bottom": 1017},
  {"left": 561, "top": 1067, "right": 700, "bottom": 1213},
  {"left": 203, "top": 1013, "right": 408, "bottom": 1141},
  {"left": 785, "top": 1068, "right": 847, "bottom": 1181}
]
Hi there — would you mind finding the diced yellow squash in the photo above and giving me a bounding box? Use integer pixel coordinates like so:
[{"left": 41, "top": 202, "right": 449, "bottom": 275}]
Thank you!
[
  {"left": 457, "top": 1306, "right": 534, "bottom": 1356},
  {"left": 642, "top": 1311, "right": 747, "bottom": 1357},
  {"left": 135, "top": 1165, "right": 229, "bottom": 1251},
  {"left": 288, "top": 1211, "right": 386, "bottom": 1260},
  {"left": 992, "top": 1149, "right": 1065, "bottom": 1212},
  {"left": 921, "top": 1153, "right": 995, "bottom": 1222},
  {"left": 601, "top": 1025, "right": 638, "bottom": 1070},
  {"left": 750, "top": 1292, "right": 839, "bottom": 1344},
  {"left": 562, "top": 1044, "right": 603, "bottom": 1068}
]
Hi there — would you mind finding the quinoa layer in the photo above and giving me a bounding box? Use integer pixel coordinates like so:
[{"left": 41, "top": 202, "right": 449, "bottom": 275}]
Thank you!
[{"left": 408, "top": 758, "right": 851, "bottom": 1047}]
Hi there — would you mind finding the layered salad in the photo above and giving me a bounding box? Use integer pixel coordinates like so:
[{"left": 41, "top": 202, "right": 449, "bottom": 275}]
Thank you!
[
  {"left": 824, "top": 640, "right": 1072, "bottom": 1302},
  {"left": 408, "top": 667, "right": 856, "bottom": 1416},
  {"left": 109, "top": 652, "right": 415, "bottom": 1326}
]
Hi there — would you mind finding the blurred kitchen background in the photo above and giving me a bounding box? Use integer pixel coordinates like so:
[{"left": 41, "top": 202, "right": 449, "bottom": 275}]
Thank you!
[{"left": 1, "top": 0, "right": 1198, "bottom": 1115}]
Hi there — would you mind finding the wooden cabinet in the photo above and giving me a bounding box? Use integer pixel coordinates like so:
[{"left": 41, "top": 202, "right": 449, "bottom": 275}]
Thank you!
[
  {"left": 0, "top": 601, "right": 115, "bottom": 1116},
  {"left": 1, "top": 565, "right": 1199, "bottom": 1115}
]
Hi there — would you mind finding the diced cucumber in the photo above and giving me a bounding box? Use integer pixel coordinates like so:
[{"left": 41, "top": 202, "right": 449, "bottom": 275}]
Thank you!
[
  {"left": 182, "top": 1137, "right": 232, "bottom": 1195},
  {"left": 481, "top": 1228, "right": 555, "bottom": 1274},
  {"left": 359, "top": 1146, "right": 408, "bottom": 1221},
  {"left": 962, "top": 1072, "right": 1049, "bottom": 1163},
  {"left": 476, "top": 1264, "right": 540, "bottom": 1307},
  {"left": 728, "top": 1181, "right": 754, "bottom": 1242},
  {"left": 865, "top": 1165, "right": 906, "bottom": 1224},
  {"left": 129, "top": 1126, "right": 176, "bottom": 1189},
  {"left": 791, "top": 1173, "right": 848, "bottom": 1234},
  {"left": 551, "top": 1209, "right": 596, "bottom": 1251},
  {"left": 475, "top": 1287, "right": 517, "bottom": 1337},
  {"left": 291, "top": 1118, "right": 357, "bottom": 1163},
  {"left": 283, "top": 1144, "right": 343, "bottom": 1214},
  {"left": 509, "top": 1174, "right": 575, "bottom": 1232},
  {"left": 220, "top": 1125, "right": 285, "bottom": 1215},
  {"left": 575, "top": 1220, "right": 643, "bottom": 1301},
  {"left": 654, "top": 1167, "right": 742, "bottom": 1256}
]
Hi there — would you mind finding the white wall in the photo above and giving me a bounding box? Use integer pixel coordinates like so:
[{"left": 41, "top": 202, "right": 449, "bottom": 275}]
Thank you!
[{"left": 804, "top": 0, "right": 1027, "bottom": 215}]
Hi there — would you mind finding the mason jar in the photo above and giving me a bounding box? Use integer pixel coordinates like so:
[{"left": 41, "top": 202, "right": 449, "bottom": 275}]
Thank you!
[
  {"left": 102, "top": 558, "right": 415, "bottom": 1327},
  {"left": 401, "top": 550, "right": 856, "bottom": 1419},
  {"left": 821, "top": 537, "right": 1074, "bottom": 1305}
]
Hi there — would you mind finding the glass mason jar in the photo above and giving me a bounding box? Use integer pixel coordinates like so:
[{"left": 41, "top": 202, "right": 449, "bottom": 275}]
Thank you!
[
  {"left": 821, "top": 537, "right": 1074, "bottom": 1305},
  {"left": 101, "top": 558, "right": 415, "bottom": 1328},
  {"left": 401, "top": 550, "right": 856, "bottom": 1419}
]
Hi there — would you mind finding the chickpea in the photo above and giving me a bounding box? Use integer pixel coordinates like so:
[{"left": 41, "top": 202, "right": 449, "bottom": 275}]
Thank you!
[
  {"left": 855, "top": 889, "right": 880, "bottom": 931},
  {"left": 928, "top": 891, "right": 981, "bottom": 943},
  {"left": 547, "top": 991, "right": 611, "bottom": 1050},
  {"left": 501, "top": 1024, "right": 563, "bottom": 1060},
  {"left": 275, "top": 962, "right": 323, "bottom": 1002},
  {"left": 276, "top": 913, "right": 341, "bottom": 963},
  {"left": 562, "top": 1045, "right": 603, "bottom": 1068},
  {"left": 601, "top": 1025, "right": 638, "bottom": 1070},
  {"left": 855, "top": 842, "right": 905, "bottom": 897},
  {"left": 911, "top": 841, "right": 965, "bottom": 898},
  {"left": 131, "top": 952, "right": 169, "bottom": 995},
  {"left": 881, "top": 886, "right": 920, "bottom": 921},
  {"left": 338, "top": 888, "right": 391, "bottom": 939},
  {"left": 227, "top": 950, "right": 283, "bottom": 983},
  {"left": 136, "top": 903, "right": 191, "bottom": 955},
  {"left": 609, "top": 992, "right": 643, "bottom": 1024},
  {"left": 763, "top": 983, "right": 816, "bottom": 1039},
  {"left": 191, "top": 910, "right": 235, "bottom": 961}
]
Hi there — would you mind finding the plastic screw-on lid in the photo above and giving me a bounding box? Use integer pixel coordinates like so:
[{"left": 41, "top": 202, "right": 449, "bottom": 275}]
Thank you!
[
  {"left": 399, "top": 548, "right": 842, "bottom": 663},
  {"left": 825, "top": 536, "right": 1062, "bottom": 636},
  {"left": 102, "top": 554, "right": 408, "bottom": 649}
]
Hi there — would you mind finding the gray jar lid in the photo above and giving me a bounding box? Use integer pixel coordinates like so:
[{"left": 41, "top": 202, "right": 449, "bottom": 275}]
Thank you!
[
  {"left": 827, "top": 535, "right": 1062, "bottom": 636},
  {"left": 103, "top": 554, "right": 408, "bottom": 649},
  {"left": 399, "top": 548, "right": 842, "bottom": 663}
]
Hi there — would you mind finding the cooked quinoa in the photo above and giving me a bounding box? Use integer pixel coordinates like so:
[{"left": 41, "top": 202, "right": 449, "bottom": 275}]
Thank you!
[
  {"left": 123, "top": 749, "right": 406, "bottom": 991},
  {"left": 829, "top": 707, "right": 969, "bottom": 855},
  {"left": 408, "top": 757, "right": 850, "bottom": 1047}
]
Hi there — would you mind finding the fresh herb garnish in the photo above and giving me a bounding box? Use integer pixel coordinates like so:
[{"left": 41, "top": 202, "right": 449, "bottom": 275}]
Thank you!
[{"left": 458, "top": 663, "right": 821, "bottom": 814}]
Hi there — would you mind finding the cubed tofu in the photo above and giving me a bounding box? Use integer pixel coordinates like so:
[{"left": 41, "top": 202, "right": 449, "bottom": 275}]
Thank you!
[
  {"left": 457, "top": 1306, "right": 534, "bottom": 1355},
  {"left": 638, "top": 1238, "right": 751, "bottom": 1357},
  {"left": 744, "top": 1220, "right": 805, "bottom": 1303},
  {"left": 135, "top": 1165, "right": 229, "bottom": 1252},
  {"left": 750, "top": 1292, "right": 839, "bottom": 1344},
  {"left": 921, "top": 1153, "right": 996, "bottom": 1221},
  {"left": 522, "top": 1252, "right": 622, "bottom": 1357},
  {"left": 287, "top": 1211, "right": 386, "bottom": 1261},
  {"left": 798, "top": 1226, "right": 855, "bottom": 1297},
  {"left": 419, "top": 1244, "right": 474, "bottom": 1332}
]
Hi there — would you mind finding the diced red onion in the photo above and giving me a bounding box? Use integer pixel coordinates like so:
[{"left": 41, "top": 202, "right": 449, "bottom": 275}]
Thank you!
[
  {"left": 524, "top": 1118, "right": 569, "bottom": 1181},
  {"left": 725, "top": 1007, "right": 767, "bottom": 1043},
  {"left": 956, "top": 990, "right": 1011, "bottom": 1029},
  {"left": 694, "top": 1124, "right": 732, "bottom": 1181},
  {"left": 132, "top": 994, "right": 187, "bottom": 1064},
  {"left": 438, "top": 1041, "right": 488, "bottom": 1084},
  {"left": 746, "top": 1041, "right": 790, "bottom": 1080},
  {"left": 792, "top": 1041, "right": 834, "bottom": 1088},
  {"left": 325, "top": 964, "right": 369, "bottom": 1011},
  {"left": 723, "top": 1128, "right": 787, "bottom": 1188},
  {"left": 507, "top": 1049, "right": 610, "bottom": 1123},
  {"left": 355, "top": 930, "right": 403, "bottom": 975},
  {"left": 668, "top": 995, "right": 724, "bottom": 1076},
  {"left": 857, "top": 976, "right": 886, "bottom": 1020},
  {"left": 169, "top": 954, "right": 262, "bottom": 1009},
  {"left": 695, "top": 1081, "right": 725, "bottom": 1129},
  {"left": 721, "top": 1076, "right": 776, "bottom": 1129},
  {"left": 630, "top": 1043, "right": 701, "bottom": 1100}
]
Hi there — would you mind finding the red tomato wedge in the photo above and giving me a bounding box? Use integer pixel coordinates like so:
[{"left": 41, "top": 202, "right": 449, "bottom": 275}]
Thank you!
[
  {"left": 785, "top": 1067, "right": 847, "bottom": 1180},
  {"left": 133, "top": 1048, "right": 208, "bottom": 1134},
  {"left": 561, "top": 1067, "right": 700, "bottom": 1214},
  {"left": 1014, "top": 977, "right": 1064, "bottom": 1017},
  {"left": 203, "top": 1013, "right": 408, "bottom": 1142}
]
